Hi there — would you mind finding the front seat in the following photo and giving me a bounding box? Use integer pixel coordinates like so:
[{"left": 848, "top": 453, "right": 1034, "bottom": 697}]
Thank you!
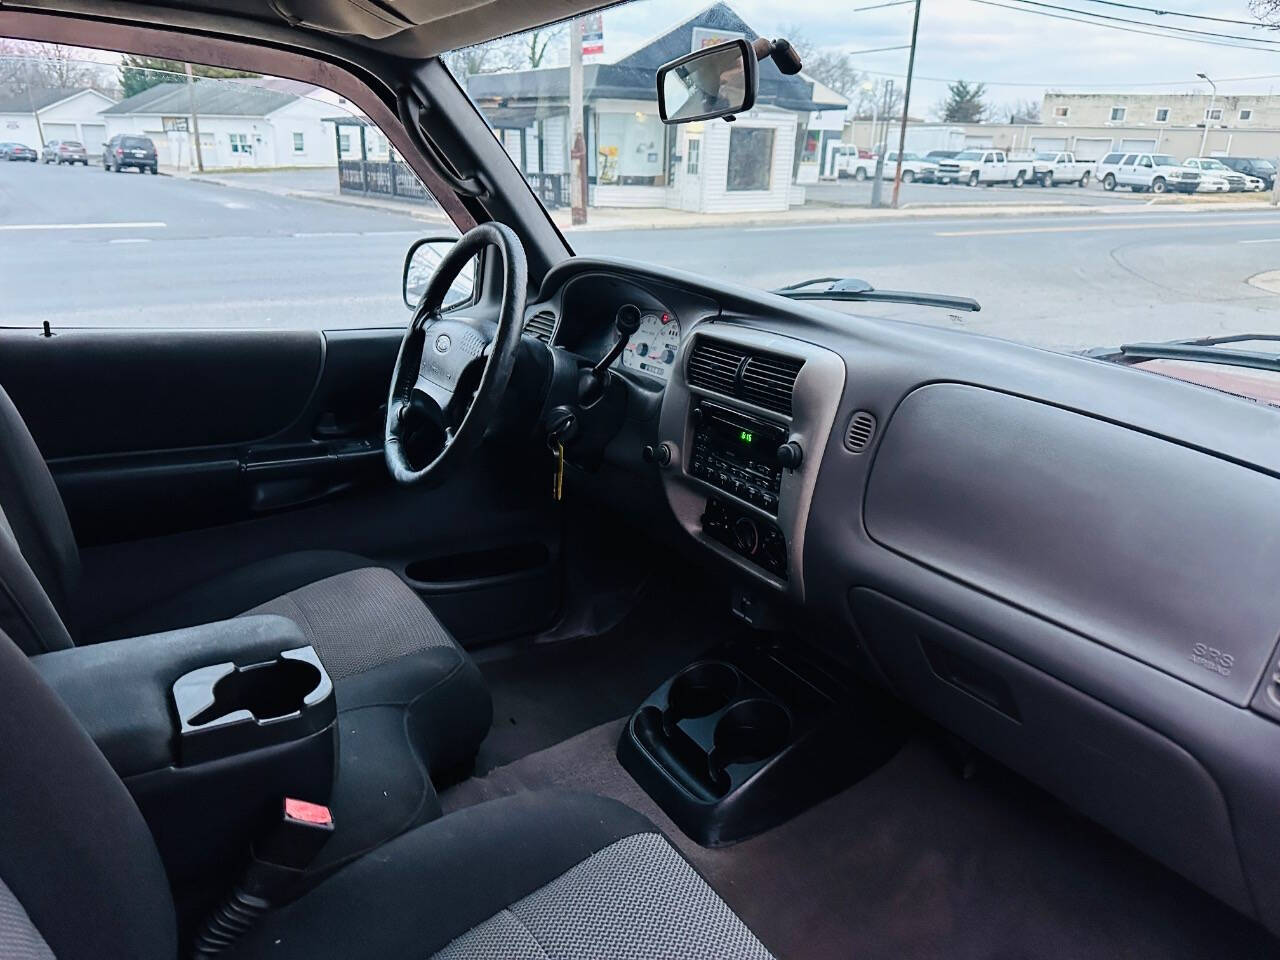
[
  {"left": 0, "top": 381, "right": 491, "bottom": 869},
  {"left": 0, "top": 626, "right": 775, "bottom": 960}
]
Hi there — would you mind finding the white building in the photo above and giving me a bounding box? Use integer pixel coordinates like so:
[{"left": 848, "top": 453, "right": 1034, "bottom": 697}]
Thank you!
[
  {"left": 100, "top": 79, "right": 343, "bottom": 169},
  {"left": 0, "top": 88, "right": 117, "bottom": 155},
  {"left": 466, "top": 3, "right": 846, "bottom": 213}
]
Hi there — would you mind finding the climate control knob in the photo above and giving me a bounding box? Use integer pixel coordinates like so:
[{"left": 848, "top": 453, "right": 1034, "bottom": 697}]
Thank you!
[{"left": 732, "top": 516, "right": 760, "bottom": 555}]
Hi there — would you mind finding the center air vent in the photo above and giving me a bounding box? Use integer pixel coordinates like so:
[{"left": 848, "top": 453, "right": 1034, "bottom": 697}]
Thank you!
[
  {"left": 687, "top": 337, "right": 803, "bottom": 416},
  {"left": 525, "top": 311, "right": 557, "bottom": 343},
  {"left": 844, "top": 411, "right": 877, "bottom": 452}
]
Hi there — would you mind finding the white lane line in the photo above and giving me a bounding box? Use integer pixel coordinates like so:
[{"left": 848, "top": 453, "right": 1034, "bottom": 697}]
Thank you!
[
  {"left": 291, "top": 230, "right": 360, "bottom": 238},
  {"left": 1239, "top": 237, "right": 1280, "bottom": 244},
  {"left": 937, "top": 218, "right": 1277, "bottom": 237},
  {"left": 108, "top": 238, "right": 152, "bottom": 244},
  {"left": 0, "top": 221, "right": 166, "bottom": 232}
]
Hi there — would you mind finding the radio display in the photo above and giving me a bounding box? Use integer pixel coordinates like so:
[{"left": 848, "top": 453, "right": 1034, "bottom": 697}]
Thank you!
[{"left": 690, "top": 401, "right": 785, "bottom": 513}]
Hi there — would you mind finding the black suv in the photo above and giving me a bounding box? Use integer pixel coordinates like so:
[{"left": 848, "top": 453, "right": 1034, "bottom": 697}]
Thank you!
[
  {"left": 1216, "top": 156, "right": 1276, "bottom": 190},
  {"left": 103, "top": 134, "right": 158, "bottom": 174}
]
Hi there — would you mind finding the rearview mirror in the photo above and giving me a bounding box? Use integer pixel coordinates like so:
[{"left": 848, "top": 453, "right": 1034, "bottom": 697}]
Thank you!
[
  {"left": 657, "top": 39, "right": 757, "bottom": 124},
  {"left": 403, "top": 236, "right": 474, "bottom": 310}
]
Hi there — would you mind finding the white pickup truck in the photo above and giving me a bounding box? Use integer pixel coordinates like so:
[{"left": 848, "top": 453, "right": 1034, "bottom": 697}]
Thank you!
[
  {"left": 1107, "top": 153, "right": 1200, "bottom": 194},
  {"left": 832, "top": 145, "right": 876, "bottom": 180},
  {"left": 1032, "top": 151, "right": 1091, "bottom": 187},
  {"left": 934, "top": 149, "right": 1034, "bottom": 187}
]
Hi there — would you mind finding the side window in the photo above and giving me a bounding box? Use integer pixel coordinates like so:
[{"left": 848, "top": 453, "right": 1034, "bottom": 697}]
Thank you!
[
  {"left": 0, "top": 38, "right": 457, "bottom": 330},
  {"left": 1139, "top": 156, "right": 1153, "bottom": 168},
  {"left": 1121, "top": 154, "right": 1137, "bottom": 165}
]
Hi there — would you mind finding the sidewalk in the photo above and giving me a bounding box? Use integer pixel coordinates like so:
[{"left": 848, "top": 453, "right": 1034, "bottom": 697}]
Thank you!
[{"left": 173, "top": 166, "right": 1280, "bottom": 233}]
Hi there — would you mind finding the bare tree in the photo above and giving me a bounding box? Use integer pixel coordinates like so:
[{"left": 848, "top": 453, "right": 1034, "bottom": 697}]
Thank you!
[
  {"left": 1248, "top": 0, "right": 1280, "bottom": 26},
  {"left": 852, "top": 79, "right": 904, "bottom": 119},
  {"left": 0, "top": 39, "right": 116, "bottom": 96},
  {"left": 990, "top": 98, "right": 1041, "bottom": 124},
  {"left": 779, "top": 26, "right": 867, "bottom": 99},
  {"left": 518, "top": 25, "right": 565, "bottom": 69}
]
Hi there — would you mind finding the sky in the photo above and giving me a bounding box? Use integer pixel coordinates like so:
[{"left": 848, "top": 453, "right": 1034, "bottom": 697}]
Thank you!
[{"left": 591, "top": 0, "right": 1280, "bottom": 112}]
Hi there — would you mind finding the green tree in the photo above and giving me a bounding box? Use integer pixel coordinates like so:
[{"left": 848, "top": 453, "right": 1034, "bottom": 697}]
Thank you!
[
  {"left": 937, "top": 79, "right": 988, "bottom": 123},
  {"left": 117, "top": 55, "right": 257, "bottom": 98}
]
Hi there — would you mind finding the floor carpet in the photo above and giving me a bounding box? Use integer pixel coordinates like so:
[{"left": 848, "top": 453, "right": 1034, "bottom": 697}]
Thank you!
[{"left": 442, "top": 719, "right": 1280, "bottom": 960}]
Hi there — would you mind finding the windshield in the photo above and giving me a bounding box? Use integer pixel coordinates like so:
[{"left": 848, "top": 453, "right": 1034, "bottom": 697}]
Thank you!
[
  {"left": 1198, "top": 158, "right": 1227, "bottom": 170},
  {"left": 1152, "top": 155, "right": 1177, "bottom": 167},
  {"left": 953, "top": 151, "right": 984, "bottom": 161},
  {"left": 1254, "top": 160, "right": 1276, "bottom": 172},
  {"left": 1035, "top": 153, "right": 1057, "bottom": 161}
]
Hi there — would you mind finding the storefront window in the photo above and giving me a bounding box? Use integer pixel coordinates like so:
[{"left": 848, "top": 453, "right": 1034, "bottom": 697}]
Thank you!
[
  {"left": 727, "top": 127, "right": 774, "bottom": 191},
  {"left": 595, "top": 110, "right": 665, "bottom": 185}
]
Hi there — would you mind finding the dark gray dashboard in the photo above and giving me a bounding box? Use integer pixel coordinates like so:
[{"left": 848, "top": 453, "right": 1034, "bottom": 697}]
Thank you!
[{"left": 533, "top": 256, "right": 1280, "bottom": 938}]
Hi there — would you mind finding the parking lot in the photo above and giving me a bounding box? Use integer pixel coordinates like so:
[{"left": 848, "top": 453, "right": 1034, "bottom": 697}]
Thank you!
[
  {"left": 806, "top": 176, "right": 1152, "bottom": 208},
  {"left": 3, "top": 159, "right": 1280, "bottom": 352}
]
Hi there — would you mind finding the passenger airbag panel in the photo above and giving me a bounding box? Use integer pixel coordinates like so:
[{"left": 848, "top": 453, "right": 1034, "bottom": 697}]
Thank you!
[{"left": 864, "top": 383, "right": 1280, "bottom": 704}]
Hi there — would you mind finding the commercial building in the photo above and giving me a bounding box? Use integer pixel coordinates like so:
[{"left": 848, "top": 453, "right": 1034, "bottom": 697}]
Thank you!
[
  {"left": 465, "top": 3, "right": 847, "bottom": 212},
  {"left": 0, "top": 87, "right": 117, "bottom": 156},
  {"left": 1041, "top": 92, "right": 1280, "bottom": 129}
]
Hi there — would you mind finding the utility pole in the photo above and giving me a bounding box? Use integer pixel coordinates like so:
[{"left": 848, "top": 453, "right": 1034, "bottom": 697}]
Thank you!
[
  {"left": 1197, "top": 72, "right": 1215, "bottom": 158},
  {"left": 891, "top": 0, "right": 923, "bottom": 208},
  {"left": 569, "top": 18, "right": 587, "bottom": 224},
  {"left": 185, "top": 62, "right": 205, "bottom": 173},
  {"left": 870, "top": 80, "right": 892, "bottom": 208}
]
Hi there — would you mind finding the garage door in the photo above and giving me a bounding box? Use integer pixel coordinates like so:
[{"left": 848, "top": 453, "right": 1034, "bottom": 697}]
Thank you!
[
  {"left": 81, "top": 124, "right": 106, "bottom": 152},
  {"left": 1072, "top": 138, "right": 1113, "bottom": 161},
  {"left": 1120, "top": 138, "right": 1157, "bottom": 153},
  {"left": 42, "top": 123, "right": 76, "bottom": 142},
  {"left": 1030, "top": 137, "right": 1068, "bottom": 153}
]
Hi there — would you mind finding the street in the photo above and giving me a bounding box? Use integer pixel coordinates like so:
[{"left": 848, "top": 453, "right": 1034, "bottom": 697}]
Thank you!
[{"left": 4, "top": 161, "right": 1280, "bottom": 351}]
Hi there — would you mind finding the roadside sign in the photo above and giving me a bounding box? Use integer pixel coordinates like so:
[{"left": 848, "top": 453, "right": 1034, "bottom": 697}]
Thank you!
[
  {"left": 162, "top": 116, "right": 189, "bottom": 132},
  {"left": 581, "top": 13, "right": 604, "bottom": 59}
]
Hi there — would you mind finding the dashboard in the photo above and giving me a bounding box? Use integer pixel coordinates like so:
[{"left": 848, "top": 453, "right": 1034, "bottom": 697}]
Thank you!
[{"left": 524, "top": 255, "right": 1280, "bottom": 944}]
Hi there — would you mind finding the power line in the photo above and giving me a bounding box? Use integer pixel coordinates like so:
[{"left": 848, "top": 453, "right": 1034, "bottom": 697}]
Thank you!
[
  {"left": 850, "top": 1, "right": 916, "bottom": 10},
  {"left": 847, "top": 44, "right": 914, "bottom": 54},
  {"left": 1071, "top": 0, "right": 1280, "bottom": 30},
  {"left": 967, "top": 0, "right": 1280, "bottom": 52},
  {"left": 999, "top": 0, "right": 1280, "bottom": 47}
]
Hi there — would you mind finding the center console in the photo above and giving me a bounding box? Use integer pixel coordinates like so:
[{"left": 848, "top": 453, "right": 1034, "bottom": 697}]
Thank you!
[
  {"left": 32, "top": 615, "right": 337, "bottom": 897},
  {"left": 655, "top": 322, "right": 846, "bottom": 600}
]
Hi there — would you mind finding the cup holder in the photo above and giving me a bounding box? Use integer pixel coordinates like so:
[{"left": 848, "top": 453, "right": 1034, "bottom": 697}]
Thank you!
[
  {"left": 712, "top": 699, "right": 791, "bottom": 768},
  {"left": 666, "top": 661, "right": 740, "bottom": 723},
  {"left": 189, "top": 657, "right": 322, "bottom": 726}
]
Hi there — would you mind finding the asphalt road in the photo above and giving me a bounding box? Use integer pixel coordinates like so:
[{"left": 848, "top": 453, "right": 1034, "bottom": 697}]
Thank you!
[
  {"left": 805, "top": 176, "right": 1147, "bottom": 209},
  {"left": 3, "top": 160, "right": 1280, "bottom": 351}
]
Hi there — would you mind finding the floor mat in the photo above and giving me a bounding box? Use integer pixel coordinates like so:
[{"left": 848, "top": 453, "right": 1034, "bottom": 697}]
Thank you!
[
  {"left": 469, "top": 607, "right": 721, "bottom": 773},
  {"left": 442, "top": 720, "right": 1279, "bottom": 960}
]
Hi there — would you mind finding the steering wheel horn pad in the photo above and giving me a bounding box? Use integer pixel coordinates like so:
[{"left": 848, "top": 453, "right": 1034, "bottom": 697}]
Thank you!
[{"left": 385, "top": 222, "right": 528, "bottom": 485}]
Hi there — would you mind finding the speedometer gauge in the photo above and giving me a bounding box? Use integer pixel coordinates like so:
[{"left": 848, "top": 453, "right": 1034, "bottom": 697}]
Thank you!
[{"left": 620, "top": 311, "right": 681, "bottom": 381}]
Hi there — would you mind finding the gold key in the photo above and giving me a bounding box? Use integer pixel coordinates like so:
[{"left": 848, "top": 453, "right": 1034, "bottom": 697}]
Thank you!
[{"left": 553, "top": 440, "right": 565, "bottom": 501}]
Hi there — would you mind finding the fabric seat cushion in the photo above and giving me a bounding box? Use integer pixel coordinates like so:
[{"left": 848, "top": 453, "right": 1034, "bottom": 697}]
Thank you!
[
  {"left": 240, "top": 566, "right": 457, "bottom": 682},
  {"left": 229, "top": 791, "right": 776, "bottom": 960}
]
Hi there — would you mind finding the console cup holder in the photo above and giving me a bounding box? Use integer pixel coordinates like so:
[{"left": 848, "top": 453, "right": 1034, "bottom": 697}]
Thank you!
[
  {"left": 712, "top": 699, "right": 791, "bottom": 768},
  {"left": 190, "top": 657, "right": 322, "bottom": 726},
  {"left": 173, "top": 646, "right": 335, "bottom": 765},
  {"left": 666, "top": 661, "right": 740, "bottom": 723}
]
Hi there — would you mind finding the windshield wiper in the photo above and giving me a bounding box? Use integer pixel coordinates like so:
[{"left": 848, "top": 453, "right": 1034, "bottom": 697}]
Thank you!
[
  {"left": 1099, "top": 335, "right": 1280, "bottom": 374},
  {"left": 773, "top": 277, "right": 980, "bottom": 313}
]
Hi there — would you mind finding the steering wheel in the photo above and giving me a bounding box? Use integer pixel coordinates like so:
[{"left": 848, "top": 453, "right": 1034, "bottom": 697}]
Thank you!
[{"left": 385, "top": 222, "right": 527, "bottom": 485}]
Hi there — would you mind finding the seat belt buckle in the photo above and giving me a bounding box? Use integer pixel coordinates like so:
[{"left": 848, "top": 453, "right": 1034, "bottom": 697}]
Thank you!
[{"left": 254, "top": 798, "right": 336, "bottom": 870}]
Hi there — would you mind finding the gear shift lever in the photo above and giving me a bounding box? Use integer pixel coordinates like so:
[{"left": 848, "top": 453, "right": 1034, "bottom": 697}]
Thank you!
[{"left": 580, "top": 303, "right": 642, "bottom": 404}]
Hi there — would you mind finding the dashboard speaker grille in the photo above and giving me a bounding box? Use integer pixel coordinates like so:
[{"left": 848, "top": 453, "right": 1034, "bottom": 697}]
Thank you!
[
  {"left": 687, "top": 337, "right": 803, "bottom": 416},
  {"left": 844, "top": 411, "right": 877, "bottom": 452},
  {"left": 525, "top": 311, "right": 557, "bottom": 343}
]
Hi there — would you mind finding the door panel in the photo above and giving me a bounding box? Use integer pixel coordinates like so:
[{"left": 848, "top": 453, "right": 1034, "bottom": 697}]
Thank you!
[{"left": 0, "top": 326, "right": 562, "bottom": 646}]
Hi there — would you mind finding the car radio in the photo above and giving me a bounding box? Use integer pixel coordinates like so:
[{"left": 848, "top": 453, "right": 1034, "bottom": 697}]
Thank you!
[{"left": 688, "top": 400, "right": 786, "bottom": 514}]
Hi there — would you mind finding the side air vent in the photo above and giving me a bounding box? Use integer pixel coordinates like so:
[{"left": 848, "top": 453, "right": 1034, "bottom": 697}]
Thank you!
[
  {"left": 844, "top": 411, "right": 877, "bottom": 452},
  {"left": 687, "top": 337, "right": 804, "bottom": 416},
  {"left": 525, "top": 311, "right": 557, "bottom": 343}
]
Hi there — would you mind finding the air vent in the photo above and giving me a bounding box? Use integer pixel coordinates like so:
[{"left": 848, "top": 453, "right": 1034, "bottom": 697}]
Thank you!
[
  {"left": 525, "top": 311, "right": 557, "bottom": 343},
  {"left": 687, "top": 337, "right": 803, "bottom": 416},
  {"left": 844, "top": 411, "right": 877, "bottom": 452}
]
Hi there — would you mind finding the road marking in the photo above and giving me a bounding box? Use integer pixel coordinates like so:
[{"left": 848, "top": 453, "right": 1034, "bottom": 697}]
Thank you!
[
  {"left": 1239, "top": 237, "right": 1280, "bottom": 244},
  {"left": 0, "top": 221, "right": 166, "bottom": 232},
  {"left": 936, "top": 218, "right": 1275, "bottom": 237},
  {"left": 108, "top": 238, "right": 152, "bottom": 244}
]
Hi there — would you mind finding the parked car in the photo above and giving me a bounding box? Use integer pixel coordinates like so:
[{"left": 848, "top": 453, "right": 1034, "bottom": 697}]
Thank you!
[
  {"left": 103, "top": 134, "right": 158, "bottom": 174},
  {"left": 1242, "top": 174, "right": 1268, "bottom": 192},
  {"left": 881, "top": 151, "right": 937, "bottom": 182},
  {"left": 1183, "top": 157, "right": 1247, "bottom": 192},
  {"left": 1032, "top": 151, "right": 1091, "bottom": 187},
  {"left": 0, "top": 142, "right": 38, "bottom": 161},
  {"left": 1108, "top": 153, "right": 1199, "bottom": 193},
  {"left": 41, "top": 139, "right": 88, "bottom": 165},
  {"left": 935, "top": 149, "right": 1033, "bottom": 186},
  {"left": 1094, "top": 152, "right": 1127, "bottom": 189},
  {"left": 832, "top": 144, "right": 876, "bottom": 180},
  {"left": 1216, "top": 155, "right": 1276, "bottom": 190}
]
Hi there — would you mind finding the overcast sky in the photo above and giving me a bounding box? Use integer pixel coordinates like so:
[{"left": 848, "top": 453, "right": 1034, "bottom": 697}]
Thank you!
[{"left": 598, "top": 0, "right": 1280, "bottom": 110}]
